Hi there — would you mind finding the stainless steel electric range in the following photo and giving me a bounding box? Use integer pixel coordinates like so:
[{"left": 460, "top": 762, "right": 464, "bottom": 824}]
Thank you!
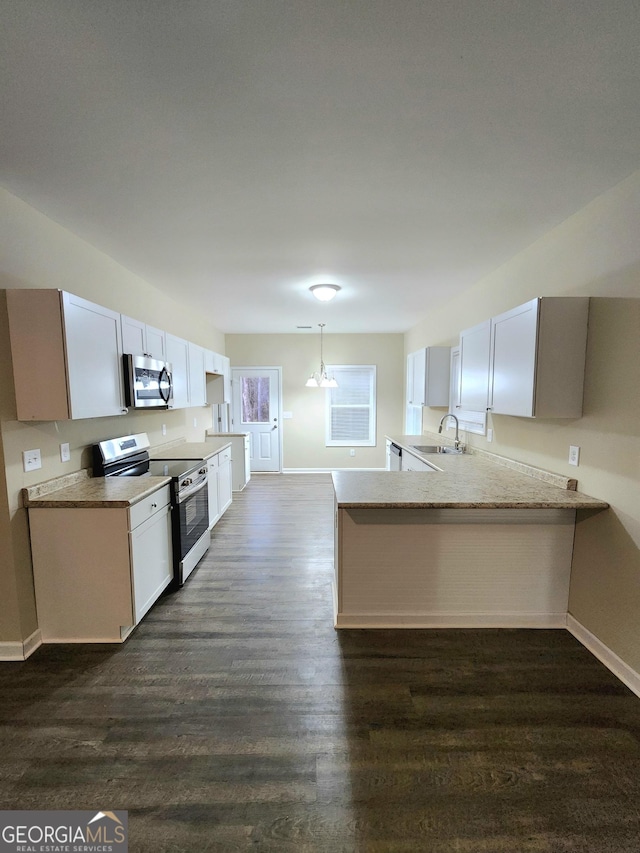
[{"left": 92, "top": 433, "right": 210, "bottom": 586}]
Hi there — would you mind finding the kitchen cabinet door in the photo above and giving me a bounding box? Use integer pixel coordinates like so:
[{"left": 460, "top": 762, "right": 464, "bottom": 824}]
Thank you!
[
  {"left": 63, "top": 292, "right": 126, "bottom": 419},
  {"left": 459, "top": 319, "right": 491, "bottom": 412},
  {"left": 407, "top": 349, "right": 425, "bottom": 405},
  {"left": 121, "top": 315, "right": 146, "bottom": 356},
  {"left": 130, "top": 499, "right": 173, "bottom": 623},
  {"left": 207, "top": 454, "right": 220, "bottom": 528},
  {"left": 217, "top": 447, "right": 233, "bottom": 515},
  {"left": 489, "top": 297, "right": 589, "bottom": 418},
  {"left": 145, "top": 325, "right": 166, "bottom": 360},
  {"left": 205, "top": 349, "right": 224, "bottom": 374},
  {"left": 188, "top": 342, "right": 207, "bottom": 407},
  {"left": 166, "top": 333, "right": 190, "bottom": 408},
  {"left": 489, "top": 299, "right": 538, "bottom": 417},
  {"left": 407, "top": 347, "right": 450, "bottom": 406}
]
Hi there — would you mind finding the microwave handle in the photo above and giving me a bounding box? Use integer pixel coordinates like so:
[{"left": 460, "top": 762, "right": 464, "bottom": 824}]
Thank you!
[{"left": 159, "top": 366, "right": 173, "bottom": 404}]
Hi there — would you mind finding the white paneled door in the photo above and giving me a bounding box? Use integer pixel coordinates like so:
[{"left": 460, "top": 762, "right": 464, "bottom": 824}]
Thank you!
[{"left": 231, "top": 367, "right": 282, "bottom": 472}]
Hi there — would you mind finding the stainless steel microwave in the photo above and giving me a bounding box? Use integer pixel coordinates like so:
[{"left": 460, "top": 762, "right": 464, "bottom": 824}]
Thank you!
[{"left": 123, "top": 354, "right": 174, "bottom": 408}]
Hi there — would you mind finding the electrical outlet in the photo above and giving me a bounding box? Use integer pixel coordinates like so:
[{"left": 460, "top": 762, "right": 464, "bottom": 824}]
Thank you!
[
  {"left": 162, "top": 424, "right": 167, "bottom": 436},
  {"left": 60, "top": 443, "right": 71, "bottom": 462},
  {"left": 568, "top": 445, "right": 580, "bottom": 466},
  {"left": 349, "top": 449, "right": 356, "bottom": 457},
  {"left": 23, "top": 449, "right": 42, "bottom": 472},
  {"left": 487, "top": 428, "right": 493, "bottom": 442}
]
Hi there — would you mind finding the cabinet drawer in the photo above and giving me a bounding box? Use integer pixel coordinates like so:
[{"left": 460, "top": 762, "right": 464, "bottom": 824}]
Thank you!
[
  {"left": 218, "top": 448, "right": 232, "bottom": 463},
  {"left": 129, "top": 485, "right": 171, "bottom": 531}
]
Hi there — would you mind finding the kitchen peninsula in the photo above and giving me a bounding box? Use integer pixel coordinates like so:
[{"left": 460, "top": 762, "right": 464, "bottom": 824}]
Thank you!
[{"left": 332, "top": 436, "right": 608, "bottom": 629}]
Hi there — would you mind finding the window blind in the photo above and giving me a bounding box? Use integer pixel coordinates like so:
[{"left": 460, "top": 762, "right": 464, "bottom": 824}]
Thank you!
[{"left": 325, "top": 365, "right": 376, "bottom": 446}]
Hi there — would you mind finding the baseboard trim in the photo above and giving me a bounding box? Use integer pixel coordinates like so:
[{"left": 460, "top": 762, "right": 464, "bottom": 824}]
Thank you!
[
  {"left": 0, "top": 629, "right": 42, "bottom": 661},
  {"left": 334, "top": 612, "right": 568, "bottom": 629},
  {"left": 567, "top": 615, "right": 640, "bottom": 699}
]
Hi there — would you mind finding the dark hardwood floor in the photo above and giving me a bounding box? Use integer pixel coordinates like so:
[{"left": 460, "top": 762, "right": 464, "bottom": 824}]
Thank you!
[{"left": 1, "top": 474, "right": 639, "bottom": 852}]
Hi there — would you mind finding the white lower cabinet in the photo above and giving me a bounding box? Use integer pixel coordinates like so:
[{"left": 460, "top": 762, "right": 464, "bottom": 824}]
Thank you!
[
  {"left": 207, "top": 454, "right": 221, "bottom": 528},
  {"left": 129, "top": 489, "right": 174, "bottom": 623},
  {"left": 207, "top": 447, "right": 233, "bottom": 529},
  {"left": 229, "top": 434, "right": 251, "bottom": 491},
  {"left": 217, "top": 447, "right": 233, "bottom": 515},
  {"left": 28, "top": 484, "right": 172, "bottom": 643}
]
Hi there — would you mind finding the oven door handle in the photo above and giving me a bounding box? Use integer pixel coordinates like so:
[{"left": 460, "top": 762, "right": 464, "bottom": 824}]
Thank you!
[{"left": 176, "top": 478, "right": 208, "bottom": 504}]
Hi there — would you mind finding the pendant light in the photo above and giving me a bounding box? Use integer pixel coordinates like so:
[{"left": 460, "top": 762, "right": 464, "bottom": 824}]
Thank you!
[{"left": 305, "top": 323, "right": 338, "bottom": 388}]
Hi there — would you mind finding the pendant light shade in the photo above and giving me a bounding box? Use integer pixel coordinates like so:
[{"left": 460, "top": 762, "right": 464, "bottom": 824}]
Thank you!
[{"left": 305, "top": 323, "right": 338, "bottom": 388}]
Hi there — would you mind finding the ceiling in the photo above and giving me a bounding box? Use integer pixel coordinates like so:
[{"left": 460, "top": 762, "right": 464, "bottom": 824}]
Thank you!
[{"left": 2, "top": 1, "right": 639, "bottom": 334}]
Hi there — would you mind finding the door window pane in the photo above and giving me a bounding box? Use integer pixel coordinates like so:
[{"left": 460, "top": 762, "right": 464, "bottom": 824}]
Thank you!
[{"left": 241, "top": 377, "right": 270, "bottom": 423}]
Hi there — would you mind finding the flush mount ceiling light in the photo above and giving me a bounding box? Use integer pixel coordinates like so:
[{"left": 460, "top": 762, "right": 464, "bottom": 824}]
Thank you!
[
  {"left": 305, "top": 323, "right": 338, "bottom": 388},
  {"left": 309, "top": 283, "right": 341, "bottom": 302}
]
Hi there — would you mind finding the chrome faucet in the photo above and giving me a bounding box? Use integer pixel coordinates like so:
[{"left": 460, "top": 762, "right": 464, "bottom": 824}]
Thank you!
[{"left": 438, "top": 413, "right": 463, "bottom": 452}]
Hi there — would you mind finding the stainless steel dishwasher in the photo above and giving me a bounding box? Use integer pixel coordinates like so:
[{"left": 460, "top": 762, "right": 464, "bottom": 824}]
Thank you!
[{"left": 388, "top": 442, "right": 402, "bottom": 471}]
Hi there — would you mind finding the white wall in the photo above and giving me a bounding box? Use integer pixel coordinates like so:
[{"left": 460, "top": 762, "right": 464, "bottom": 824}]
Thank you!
[{"left": 406, "top": 170, "right": 640, "bottom": 673}]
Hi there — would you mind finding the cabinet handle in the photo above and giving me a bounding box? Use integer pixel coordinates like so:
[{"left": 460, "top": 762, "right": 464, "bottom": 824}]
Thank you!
[{"left": 151, "top": 503, "right": 157, "bottom": 509}]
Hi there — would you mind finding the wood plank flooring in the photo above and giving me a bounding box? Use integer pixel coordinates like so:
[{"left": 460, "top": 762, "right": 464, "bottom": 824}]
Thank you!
[{"left": 1, "top": 473, "right": 640, "bottom": 852}]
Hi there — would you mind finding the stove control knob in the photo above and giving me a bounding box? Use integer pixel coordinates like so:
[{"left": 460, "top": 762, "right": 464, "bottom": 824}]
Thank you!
[{"left": 182, "top": 478, "right": 192, "bottom": 487}]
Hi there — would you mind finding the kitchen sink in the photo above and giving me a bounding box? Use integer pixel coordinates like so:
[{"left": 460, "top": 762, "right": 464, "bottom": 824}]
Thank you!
[{"left": 411, "top": 444, "right": 463, "bottom": 454}]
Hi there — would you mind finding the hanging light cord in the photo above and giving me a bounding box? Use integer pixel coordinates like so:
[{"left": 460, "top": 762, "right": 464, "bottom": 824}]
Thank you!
[{"left": 319, "top": 323, "right": 326, "bottom": 377}]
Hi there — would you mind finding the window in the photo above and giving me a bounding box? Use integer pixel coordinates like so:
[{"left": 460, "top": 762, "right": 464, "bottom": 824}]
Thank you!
[
  {"left": 240, "top": 377, "right": 270, "bottom": 423},
  {"left": 325, "top": 365, "right": 376, "bottom": 446}
]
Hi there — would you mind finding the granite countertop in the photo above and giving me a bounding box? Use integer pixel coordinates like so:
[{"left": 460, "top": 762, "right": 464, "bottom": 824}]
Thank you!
[
  {"left": 333, "top": 435, "right": 609, "bottom": 510},
  {"left": 205, "top": 431, "right": 249, "bottom": 438},
  {"left": 24, "top": 474, "right": 172, "bottom": 509},
  {"left": 150, "top": 439, "right": 232, "bottom": 461}
]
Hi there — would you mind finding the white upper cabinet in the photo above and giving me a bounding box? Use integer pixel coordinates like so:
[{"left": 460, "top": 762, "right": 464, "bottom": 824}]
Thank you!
[
  {"left": 188, "top": 342, "right": 207, "bottom": 407},
  {"left": 406, "top": 347, "right": 450, "bottom": 406},
  {"left": 458, "top": 319, "right": 492, "bottom": 412},
  {"left": 7, "top": 289, "right": 126, "bottom": 420},
  {"left": 165, "top": 333, "right": 190, "bottom": 408},
  {"left": 206, "top": 355, "right": 231, "bottom": 405},
  {"left": 205, "top": 349, "right": 224, "bottom": 374},
  {"left": 489, "top": 297, "right": 589, "bottom": 418},
  {"left": 121, "top": 316, "right": 166, "bottom": 360}
]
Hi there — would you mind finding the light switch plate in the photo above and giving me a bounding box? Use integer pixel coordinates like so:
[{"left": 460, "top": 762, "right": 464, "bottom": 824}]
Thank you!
[
  {"left": 487, "top": 428, "right": 493, "bottom": 442},
  {"left": 23, "top": 449, "right": 42, "bottom": 472},
  {"left": 60, "top": 443, "right": 71, "bottom": 462},
  {"left": 568, "top": 445, "right": 580, "bottom": 466}
]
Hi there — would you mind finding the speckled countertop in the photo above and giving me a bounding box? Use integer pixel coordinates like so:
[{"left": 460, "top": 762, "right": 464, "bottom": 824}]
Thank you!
[
  {"left": 24, "top": 475, "right": 172, "bottom": 508},
  {"left": 332, "top": 435, "right": 608, "bottom": 510},
  {"left": 150, "top": 439, "right": 232, "bottom": 461}
]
